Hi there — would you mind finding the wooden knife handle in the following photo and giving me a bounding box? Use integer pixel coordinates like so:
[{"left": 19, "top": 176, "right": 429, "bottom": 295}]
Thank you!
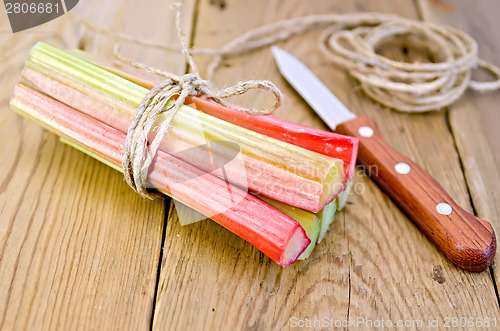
[{"left": 336, "top": 116, "right": 496, "bottom": 272}]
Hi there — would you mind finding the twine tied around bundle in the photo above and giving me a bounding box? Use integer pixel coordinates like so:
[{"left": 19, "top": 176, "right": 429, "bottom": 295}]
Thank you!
[{"left": 120, "top": 3, "right": 283, "bottom": 198}]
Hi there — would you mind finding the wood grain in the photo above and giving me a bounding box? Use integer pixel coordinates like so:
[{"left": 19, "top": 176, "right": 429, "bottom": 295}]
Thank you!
[
  {"left": 336, "top": 115, "right": 496, "bottom": 272},
  {"left": 418, "top": 0, "right": 500, "bottom": 296},
  {"left": 0, "top": 1, "right": 192, "bottom": 329},
  {"left": 152, "top": 0, "right": 500, "bottom": 329}
]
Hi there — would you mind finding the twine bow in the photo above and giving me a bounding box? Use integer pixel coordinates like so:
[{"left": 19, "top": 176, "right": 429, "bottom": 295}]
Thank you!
[{"left": 120, "top": 3, "right": 283, "bottom": 198}]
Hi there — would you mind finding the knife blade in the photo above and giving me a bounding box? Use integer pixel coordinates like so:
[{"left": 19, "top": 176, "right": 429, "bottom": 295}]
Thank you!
[{"left": 271, "top": 46, "right": 496, "bottom": 272}]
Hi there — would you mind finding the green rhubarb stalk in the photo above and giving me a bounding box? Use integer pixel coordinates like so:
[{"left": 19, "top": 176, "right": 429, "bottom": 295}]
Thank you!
[
  {"left": 257, "top": 195, "right": 320, "bottom": 260},
  {"left": 22, "top": 42, "right": 345, "bottom": 213},
  {"left": 317, "top": 200, "right": 337, "bottom": 243},
  {"left": 259, "top": 194, "right": 337, "bottom": 246},
  {"left": 336, "top": 180, "right": 352, "bottom": 210},
  {"left": 11, "top": 83, "right": 311, "bottom": 267}
]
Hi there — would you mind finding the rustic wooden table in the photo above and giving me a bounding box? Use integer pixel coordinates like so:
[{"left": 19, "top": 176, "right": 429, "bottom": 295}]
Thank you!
[{"left": 1, "top": 0, "right": 499, "bottom": 330}]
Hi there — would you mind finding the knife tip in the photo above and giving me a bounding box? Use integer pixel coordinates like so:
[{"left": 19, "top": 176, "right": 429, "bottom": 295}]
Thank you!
[{"left": 270, "top": 46, "right": 284, "bottom": 59}]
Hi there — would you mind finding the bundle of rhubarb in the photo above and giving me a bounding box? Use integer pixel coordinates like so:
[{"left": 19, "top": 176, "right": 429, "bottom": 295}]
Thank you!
[{"left": 10, "top": 42, "right": 358, "bottom": 267}]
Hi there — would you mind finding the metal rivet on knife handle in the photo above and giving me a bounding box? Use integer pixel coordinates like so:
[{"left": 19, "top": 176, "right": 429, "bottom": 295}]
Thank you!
[
  {"left": 358, "top": 126, "right": 374, "bottom": 137},
  {"left": 394, "top": 162, "right": 411, "bottom": 174},
  {"left": 436, "top": 203, "right": 453, "bottom": 215}
]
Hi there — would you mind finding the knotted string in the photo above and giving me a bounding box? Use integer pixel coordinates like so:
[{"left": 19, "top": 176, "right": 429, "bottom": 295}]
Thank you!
[{"left": 120, "top": 3, "right": 283, "bottom": 198}]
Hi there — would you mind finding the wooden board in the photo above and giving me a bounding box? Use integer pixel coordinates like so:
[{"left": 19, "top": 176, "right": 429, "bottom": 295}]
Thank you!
[
  {"left": 418, "top": 0, "right": 500, "bottom": 291},
  {"left": 151, "top": 0, "right": 500, "bottom": 329},
  {"left": 1, "top": 0, "right": 499, "bottom": 329},
  {"left": 0, "top": 1, "right": 192, "bottom": 329}
]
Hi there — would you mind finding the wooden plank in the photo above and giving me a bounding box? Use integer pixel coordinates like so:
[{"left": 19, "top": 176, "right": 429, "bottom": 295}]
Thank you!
[
  {"left": 418, "top": 0, "right": 500, "bottom": 292},
  {"left": 152, "top": 0, "right": 500, "bottom": 329},
  {"left": 0, "top": 0, "right": 194, "bottom": 329}
]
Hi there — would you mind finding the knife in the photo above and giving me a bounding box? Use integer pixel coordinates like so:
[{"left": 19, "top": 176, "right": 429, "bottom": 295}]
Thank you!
[{"left": 271, "top": 46, "right": 496, "bottom": 272}]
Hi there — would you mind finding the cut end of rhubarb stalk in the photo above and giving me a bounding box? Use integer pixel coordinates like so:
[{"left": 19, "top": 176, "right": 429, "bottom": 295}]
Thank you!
[
  {"left": 318, "top": 162, "right": 346, "bottom": 212},
  {"left": 297, "top": 226, "right": 319, "bottom": 260},
  {"left": 317, "top": 199, "right": 337, "bottom": 243},
  {"left": 281, "top": 228, "right": 311, "bottom": 267},
  {"left": 257, "top": 194, "right": 320, "bottom": 261},
  {"left": 337, "top": 180, "right": 353, "bottom": 210}
]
